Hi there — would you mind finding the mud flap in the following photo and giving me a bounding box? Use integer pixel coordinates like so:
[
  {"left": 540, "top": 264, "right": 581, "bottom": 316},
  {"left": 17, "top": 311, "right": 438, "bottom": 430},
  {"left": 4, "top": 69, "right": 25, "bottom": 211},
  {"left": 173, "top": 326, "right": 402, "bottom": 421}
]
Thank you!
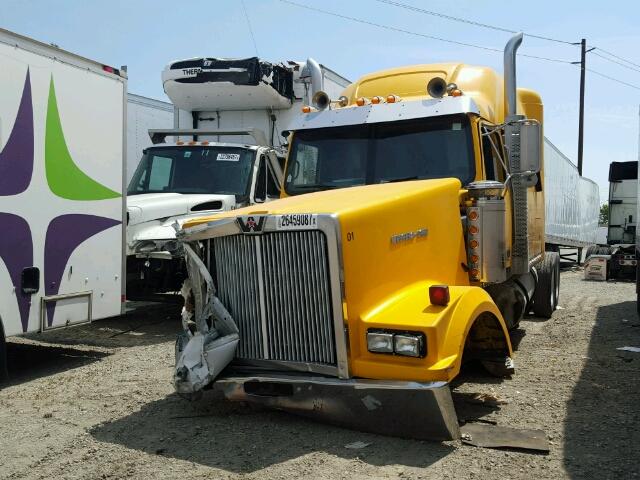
[{"left": 174, "top": 243, "right": 239, "bottom": 394}]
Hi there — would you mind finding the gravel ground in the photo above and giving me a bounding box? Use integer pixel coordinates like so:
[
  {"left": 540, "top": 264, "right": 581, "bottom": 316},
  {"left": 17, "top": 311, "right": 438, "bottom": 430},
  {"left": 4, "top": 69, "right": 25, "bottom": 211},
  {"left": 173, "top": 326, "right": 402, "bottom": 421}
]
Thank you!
[{"left": 1, "top": 270, "right": 638, "bottom": 479}]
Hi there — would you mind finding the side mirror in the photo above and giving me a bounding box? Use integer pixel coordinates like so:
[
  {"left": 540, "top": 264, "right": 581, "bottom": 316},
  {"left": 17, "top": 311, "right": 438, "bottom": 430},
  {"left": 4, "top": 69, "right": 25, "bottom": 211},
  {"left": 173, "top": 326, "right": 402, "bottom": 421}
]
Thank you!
[{"left": 517, "top": 120, "right": 541, "bottom": 174}]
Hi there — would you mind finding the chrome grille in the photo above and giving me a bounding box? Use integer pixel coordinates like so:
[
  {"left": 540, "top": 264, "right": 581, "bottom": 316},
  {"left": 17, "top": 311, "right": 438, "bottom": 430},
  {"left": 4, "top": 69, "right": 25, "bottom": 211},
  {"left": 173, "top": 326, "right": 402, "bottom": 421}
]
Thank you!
[{"left": 210, "top": 230, "right": 336, "bottom": 365}]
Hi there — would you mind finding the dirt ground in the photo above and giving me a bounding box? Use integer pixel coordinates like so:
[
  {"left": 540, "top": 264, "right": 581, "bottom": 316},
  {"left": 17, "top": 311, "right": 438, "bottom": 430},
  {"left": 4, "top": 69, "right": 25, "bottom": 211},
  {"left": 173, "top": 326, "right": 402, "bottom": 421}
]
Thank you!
[{"left": 1, "top": 270, "right": 638, "bottom": 479}]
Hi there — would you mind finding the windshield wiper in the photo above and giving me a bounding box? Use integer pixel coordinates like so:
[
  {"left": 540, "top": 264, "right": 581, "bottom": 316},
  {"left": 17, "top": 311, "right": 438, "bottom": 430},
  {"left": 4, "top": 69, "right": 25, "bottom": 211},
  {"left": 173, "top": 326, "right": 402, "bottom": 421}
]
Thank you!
[
  {"left": 381, "top": 176, "right": 419, "bottom": 183},
  {"left": 293, "top": 183, "right": 342, "bottom": 190}
]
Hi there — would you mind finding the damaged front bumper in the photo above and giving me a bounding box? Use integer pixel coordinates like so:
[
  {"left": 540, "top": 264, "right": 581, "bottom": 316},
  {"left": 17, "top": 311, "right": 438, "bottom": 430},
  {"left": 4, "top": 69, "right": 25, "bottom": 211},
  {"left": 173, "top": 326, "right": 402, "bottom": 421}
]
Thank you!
[{"left": 213, "top": 373, "right": 460, "bottom": 441}]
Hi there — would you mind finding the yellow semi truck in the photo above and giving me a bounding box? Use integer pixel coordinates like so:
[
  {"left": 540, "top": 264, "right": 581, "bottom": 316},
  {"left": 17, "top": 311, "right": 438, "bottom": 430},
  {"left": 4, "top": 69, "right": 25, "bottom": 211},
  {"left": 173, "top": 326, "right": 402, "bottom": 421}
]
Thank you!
[{"left": 173, "top": 34, "right": 560, "bottom": 440}]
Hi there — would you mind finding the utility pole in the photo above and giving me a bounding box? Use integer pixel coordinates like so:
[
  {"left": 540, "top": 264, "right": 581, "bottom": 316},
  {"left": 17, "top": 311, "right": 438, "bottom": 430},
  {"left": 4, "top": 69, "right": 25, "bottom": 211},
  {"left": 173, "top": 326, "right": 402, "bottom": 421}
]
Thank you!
[{"left": 573, "top": 39, "right": 595, "bottom": 176}]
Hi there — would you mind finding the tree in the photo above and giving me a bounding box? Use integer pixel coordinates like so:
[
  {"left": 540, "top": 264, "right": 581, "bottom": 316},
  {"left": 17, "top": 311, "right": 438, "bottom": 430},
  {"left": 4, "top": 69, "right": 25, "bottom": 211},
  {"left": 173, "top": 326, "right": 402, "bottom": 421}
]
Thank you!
[{"left": 599, "top": 203, "right": 609, "bottom": 225}]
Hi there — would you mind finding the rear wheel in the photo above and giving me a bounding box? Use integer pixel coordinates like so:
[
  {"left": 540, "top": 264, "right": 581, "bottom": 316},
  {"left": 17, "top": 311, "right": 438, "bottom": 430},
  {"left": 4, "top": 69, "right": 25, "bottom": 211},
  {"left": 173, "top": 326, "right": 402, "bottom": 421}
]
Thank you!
[{"left": 532, "top": 252, "right": 560, "bottom": 318}]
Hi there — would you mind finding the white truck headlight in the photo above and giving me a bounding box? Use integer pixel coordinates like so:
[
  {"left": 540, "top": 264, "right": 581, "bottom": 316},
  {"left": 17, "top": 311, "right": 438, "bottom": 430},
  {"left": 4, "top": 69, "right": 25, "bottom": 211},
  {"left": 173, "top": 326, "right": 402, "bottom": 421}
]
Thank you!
[
  {"left": 367, "top": 330, "right": 426, "bottom": 357},
  {"left": 366, "top": 331, "right": 394, "bottom": 353},
  {"left": 394, "top": 334, "right": 424, "bottom": 357}
]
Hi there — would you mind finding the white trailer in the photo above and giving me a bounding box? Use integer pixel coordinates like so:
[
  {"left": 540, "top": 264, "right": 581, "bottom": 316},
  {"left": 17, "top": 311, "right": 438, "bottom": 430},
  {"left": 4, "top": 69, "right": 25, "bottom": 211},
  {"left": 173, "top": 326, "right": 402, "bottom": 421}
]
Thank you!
[
  {"left": 126, "top": 93, "right": 174, "bottom": 182},
  {"left": 0, "top": 28, "right": 126, "bottom": 379},
  {"left": 126, "top": 57, "right": 350, "bottom": 299},
  {"left": 544, "top": 138, "right": 600, "bottom": 253}
]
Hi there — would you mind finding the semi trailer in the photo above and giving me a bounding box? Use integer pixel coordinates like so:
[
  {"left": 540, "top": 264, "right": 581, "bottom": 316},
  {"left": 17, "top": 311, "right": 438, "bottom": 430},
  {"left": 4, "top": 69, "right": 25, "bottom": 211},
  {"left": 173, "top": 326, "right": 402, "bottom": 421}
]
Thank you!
[
  {"left": 172, "top": 34, "right": 595, "bottom": 440},
  {"left": 0, "top": 28, "right": 126, "bottom": 380},
  {"left": 126, "top": 57, "right": 350, "bottom": 299}
]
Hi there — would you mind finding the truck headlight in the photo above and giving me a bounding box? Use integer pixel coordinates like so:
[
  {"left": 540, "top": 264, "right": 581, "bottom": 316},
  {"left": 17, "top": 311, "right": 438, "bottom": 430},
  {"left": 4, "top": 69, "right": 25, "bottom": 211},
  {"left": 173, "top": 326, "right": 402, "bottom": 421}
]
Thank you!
[
  {"left": 367, "top": 330, "right": 426, "bottom": 357},
  {"left": 366, "top": 331, "right": 394, "bottom": 353},
  {"left": 394, "top": 334, "right": 425, "bottom": 357}
]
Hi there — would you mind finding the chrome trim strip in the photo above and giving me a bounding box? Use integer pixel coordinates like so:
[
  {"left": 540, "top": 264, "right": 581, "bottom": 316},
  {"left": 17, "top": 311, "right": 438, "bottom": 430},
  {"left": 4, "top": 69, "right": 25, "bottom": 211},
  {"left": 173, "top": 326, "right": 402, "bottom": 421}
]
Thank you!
[
  {"left": 254, "top": 236, "right": 269, "bottom": 359},
  {"left": 229, "top": 358, "right": 339, "bottom": 376}
]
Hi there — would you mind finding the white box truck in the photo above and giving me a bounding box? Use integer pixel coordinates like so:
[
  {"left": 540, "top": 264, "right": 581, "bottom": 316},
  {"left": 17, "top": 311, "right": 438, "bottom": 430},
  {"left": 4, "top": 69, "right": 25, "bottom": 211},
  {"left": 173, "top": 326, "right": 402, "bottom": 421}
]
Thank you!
[
  {"left": 0, "top": 28, "right": 126, "bottom": 380},
  {"left": 126, "top": 57, "right": 350, "bottom": 299}
]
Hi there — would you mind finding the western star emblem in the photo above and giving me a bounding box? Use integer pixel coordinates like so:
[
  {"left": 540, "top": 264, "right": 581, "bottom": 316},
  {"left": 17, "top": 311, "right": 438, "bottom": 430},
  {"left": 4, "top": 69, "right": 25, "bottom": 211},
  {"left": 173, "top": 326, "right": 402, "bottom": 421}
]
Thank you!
[{"left": 237, "top": 215, "right": 266, "bottom": 234}]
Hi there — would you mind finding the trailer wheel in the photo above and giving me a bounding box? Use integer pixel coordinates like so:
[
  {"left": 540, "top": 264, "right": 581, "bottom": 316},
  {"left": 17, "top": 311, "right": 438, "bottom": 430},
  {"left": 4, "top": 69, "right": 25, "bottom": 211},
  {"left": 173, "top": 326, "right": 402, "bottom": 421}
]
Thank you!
[
  {"left": 532, "top": 252, "right": 559, "bottom": 318},
  {"left": 0, "top": 320, "right": 8, "bottom": 383},
  {"left": 584, "top": 245, "right": 597, "bottom": 261}
]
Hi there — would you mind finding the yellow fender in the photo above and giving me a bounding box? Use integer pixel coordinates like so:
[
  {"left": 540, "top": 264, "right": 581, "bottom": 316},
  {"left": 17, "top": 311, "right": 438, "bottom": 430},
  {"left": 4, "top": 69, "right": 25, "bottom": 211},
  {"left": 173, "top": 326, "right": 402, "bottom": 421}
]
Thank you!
[{"left": 353, "top": 284, "right": 512, "bottom": 383}]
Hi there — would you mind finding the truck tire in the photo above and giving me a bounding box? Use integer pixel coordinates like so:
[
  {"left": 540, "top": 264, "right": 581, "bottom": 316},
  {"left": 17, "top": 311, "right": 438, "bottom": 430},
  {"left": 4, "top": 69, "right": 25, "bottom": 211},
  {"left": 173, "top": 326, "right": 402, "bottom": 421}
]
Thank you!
[
  {"left": 0, "top": 321, "right": 8, "bottom": 384},
  {"left": 532, "top": 252, "right": 559, "bottom": 319}
]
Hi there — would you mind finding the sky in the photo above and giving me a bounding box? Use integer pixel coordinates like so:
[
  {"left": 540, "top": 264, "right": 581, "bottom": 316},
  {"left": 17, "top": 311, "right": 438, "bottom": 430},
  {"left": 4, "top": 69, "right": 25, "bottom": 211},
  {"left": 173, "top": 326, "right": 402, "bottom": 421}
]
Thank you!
[{"left": 3, "top": 0, "right": 639, "bottom": 202}]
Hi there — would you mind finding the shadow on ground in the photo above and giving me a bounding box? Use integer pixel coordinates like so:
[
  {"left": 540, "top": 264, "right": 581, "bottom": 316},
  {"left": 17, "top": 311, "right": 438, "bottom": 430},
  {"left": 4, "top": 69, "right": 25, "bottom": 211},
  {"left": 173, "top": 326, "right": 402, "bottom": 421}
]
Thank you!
[
  {"left": 91, "top": 389, "right": 455, "bottom": 473},
  {"left": 3, "top": 342, "right": 109, "bottom": 387},
  {"left": 563, "top": 300, "right": 640, "bottom": 478},
  {"left": 23, "top": 302, "right": 182, "bottom": 349},
  {"left": 3, "top": 302, "right": 181, "bottom": 387}
]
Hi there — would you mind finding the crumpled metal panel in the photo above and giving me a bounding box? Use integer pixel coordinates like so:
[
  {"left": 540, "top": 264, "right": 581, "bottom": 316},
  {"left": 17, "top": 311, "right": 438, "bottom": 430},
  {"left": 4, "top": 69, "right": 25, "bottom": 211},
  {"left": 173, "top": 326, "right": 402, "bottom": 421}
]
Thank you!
[{"left": 544, "top": 138, "right": 599, "bottom": 247}]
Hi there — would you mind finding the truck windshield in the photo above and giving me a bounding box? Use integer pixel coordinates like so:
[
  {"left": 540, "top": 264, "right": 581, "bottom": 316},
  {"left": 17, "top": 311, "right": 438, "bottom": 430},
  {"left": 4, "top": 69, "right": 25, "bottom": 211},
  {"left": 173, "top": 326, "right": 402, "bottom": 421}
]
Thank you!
[
  {"left": 284, "top": 115, "right": 474, "bottom": 194},
  {"left": 128, "top": 146, "right": 256, "bottom": 196}
]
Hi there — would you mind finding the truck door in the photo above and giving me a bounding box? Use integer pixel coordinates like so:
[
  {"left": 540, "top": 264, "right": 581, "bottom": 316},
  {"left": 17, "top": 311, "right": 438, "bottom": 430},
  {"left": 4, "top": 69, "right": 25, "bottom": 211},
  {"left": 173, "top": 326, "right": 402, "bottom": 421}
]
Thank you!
[{"left": 253, "top": 153, "right": 282, "bottom": 203}]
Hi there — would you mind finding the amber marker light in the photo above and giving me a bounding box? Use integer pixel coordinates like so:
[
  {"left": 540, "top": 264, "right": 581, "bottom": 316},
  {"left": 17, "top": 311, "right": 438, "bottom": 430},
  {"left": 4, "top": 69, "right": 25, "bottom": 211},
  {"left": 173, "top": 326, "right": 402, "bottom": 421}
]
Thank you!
[
  {"left": 371, "top": 96, "right": 383, "bottom": 104},
  {"left": 302, "top": 105, "right": 312, "bottom": 113},
  {"left": 469, "top": 239, "right": 479, "bottom": 249},
  {"left": 468, "top": 211, "right": 479, "bottom": 221},
  {"left": 470, "top": 268, "right": 479, "bottom": 278},
  {"left": 176, "top": 141, "right": 184, "bottom": 145},
  {"left": 469, "top": 225, "right": 479, "bottom": 235},
  {"left": 386, "top": 94, "right": 400, "bottom": 103},
  {"left": 471, "top": 254, "right": 479, "bottom": 263},
  {"left": 356, "top": 97, "right": 367, "bottom": 106},
  {"left": 450, "top": 89, "right": 463, "bottom": 97}
]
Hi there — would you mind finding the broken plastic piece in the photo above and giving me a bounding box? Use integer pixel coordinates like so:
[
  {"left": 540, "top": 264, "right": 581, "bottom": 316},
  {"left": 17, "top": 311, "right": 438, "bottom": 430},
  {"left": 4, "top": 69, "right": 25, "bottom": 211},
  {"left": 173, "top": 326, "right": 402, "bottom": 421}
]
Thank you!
[{"left": 460, "top": 423, "right": 549, "bottom": 452}]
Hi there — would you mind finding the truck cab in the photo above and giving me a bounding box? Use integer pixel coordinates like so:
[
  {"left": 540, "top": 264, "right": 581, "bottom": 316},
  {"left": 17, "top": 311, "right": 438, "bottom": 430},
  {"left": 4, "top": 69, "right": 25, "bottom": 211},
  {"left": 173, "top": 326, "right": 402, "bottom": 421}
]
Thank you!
[
  {"left": 126, "top": 134, "right": 282, "bottom": 298},
  {"left": 172, "top": 34, "right": 561, "bottom": 440}
]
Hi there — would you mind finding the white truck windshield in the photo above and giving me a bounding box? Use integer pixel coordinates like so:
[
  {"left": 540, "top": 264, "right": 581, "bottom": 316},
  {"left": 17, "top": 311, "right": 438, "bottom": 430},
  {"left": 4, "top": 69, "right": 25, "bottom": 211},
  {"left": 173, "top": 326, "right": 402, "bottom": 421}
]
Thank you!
[
  {"left": 128, "top": 146, "right": 256, "bottom": 196},
  {"left": 284, "top": 115, "right": 474, "bottom": 194}
]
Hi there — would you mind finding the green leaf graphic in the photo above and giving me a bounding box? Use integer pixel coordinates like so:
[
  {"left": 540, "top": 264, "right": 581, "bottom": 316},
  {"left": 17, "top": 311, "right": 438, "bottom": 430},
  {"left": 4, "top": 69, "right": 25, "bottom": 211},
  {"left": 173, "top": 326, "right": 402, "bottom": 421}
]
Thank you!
[{"left": 45, "top": 78, "right": 120, "bottom": 200}]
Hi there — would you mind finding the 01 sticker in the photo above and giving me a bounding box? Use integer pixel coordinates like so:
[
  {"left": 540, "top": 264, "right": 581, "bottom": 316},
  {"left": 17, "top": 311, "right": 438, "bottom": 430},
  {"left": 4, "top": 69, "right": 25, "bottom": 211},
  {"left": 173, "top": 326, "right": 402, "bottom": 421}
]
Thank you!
[{"left": 276, "top": 214, "right": 318, "bottom": 230}]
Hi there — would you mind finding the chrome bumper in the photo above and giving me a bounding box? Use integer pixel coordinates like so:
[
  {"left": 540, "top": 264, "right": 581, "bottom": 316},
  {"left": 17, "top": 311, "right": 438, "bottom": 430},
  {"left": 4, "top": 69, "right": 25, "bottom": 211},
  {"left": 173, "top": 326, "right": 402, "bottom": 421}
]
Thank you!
[{"left": 214, "top": 373, "right": 460, "bottom": 441}]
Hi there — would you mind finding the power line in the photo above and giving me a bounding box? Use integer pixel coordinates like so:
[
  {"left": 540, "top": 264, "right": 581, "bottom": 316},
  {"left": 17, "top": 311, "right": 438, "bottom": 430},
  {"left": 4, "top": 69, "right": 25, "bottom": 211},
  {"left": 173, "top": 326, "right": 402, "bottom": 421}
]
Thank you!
[
  {"left": 592, "top": 46, "right": 640, "bottom": 69},
  {"left": 241, "top": 0, "right": 260, "bottom": 57},
  {"left": 279, "top": 0, "right": 573, "bottom": 64},
  {"left": 591, "top": 51, "right": 640, "bottom": 74},
  {"left": 375, "top": 0, "right": 640, "bottom": 78},
  {"left": 584, "top": 67, "right": 640, "bottom": 91},
  {"left": 373, "top": 0, "right": 575, "bottom": 45}
]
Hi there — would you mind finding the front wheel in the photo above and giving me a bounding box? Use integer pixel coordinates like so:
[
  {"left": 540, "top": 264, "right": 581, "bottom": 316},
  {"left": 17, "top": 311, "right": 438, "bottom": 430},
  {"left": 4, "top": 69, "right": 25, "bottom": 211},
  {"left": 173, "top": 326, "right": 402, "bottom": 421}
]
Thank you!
[{"left": 532, "top": 252, "right": 560, "bottom": 318}]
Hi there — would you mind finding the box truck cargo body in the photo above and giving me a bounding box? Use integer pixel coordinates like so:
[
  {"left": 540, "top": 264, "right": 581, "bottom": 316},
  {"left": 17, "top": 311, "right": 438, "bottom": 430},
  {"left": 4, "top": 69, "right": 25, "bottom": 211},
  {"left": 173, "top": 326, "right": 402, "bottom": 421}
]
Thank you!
[
  {"left": 126, "top": 93, "right": 174, "bottom": 182},
  {"left": 0, "top": 28, "right": 126, "bottom": 376}
]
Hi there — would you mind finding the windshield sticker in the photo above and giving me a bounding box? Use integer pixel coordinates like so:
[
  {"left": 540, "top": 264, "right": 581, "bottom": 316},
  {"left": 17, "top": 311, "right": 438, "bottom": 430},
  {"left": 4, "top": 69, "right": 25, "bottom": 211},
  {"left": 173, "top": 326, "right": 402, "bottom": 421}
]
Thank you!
[
  {"left": 452, "top": 123, "right": 462, "bottom": 131},
  {"left": 184, "top": 151, "right": 192, "bottom": 158},
  {"left": 217, "top": 153, "right": 240, "bottom": 162},
  {"left": 276, "top": 214, "right": 318, "bottom": 230}
]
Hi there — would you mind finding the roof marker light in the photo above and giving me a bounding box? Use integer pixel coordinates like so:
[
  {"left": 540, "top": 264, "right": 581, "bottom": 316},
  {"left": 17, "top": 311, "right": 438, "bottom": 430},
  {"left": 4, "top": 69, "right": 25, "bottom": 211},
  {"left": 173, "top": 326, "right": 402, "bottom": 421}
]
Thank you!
[
  {"left": 356, "top": 97, "right": 369, "bottom": 106},
  {"left": 386, "top": 94, "right": 401, "bottom": 103},
  {"left": 302, "top": 105, "right": 312, "bottom": 113},
  {"left": 371, "top": 96, "right": 383, "bottom": 104}
]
